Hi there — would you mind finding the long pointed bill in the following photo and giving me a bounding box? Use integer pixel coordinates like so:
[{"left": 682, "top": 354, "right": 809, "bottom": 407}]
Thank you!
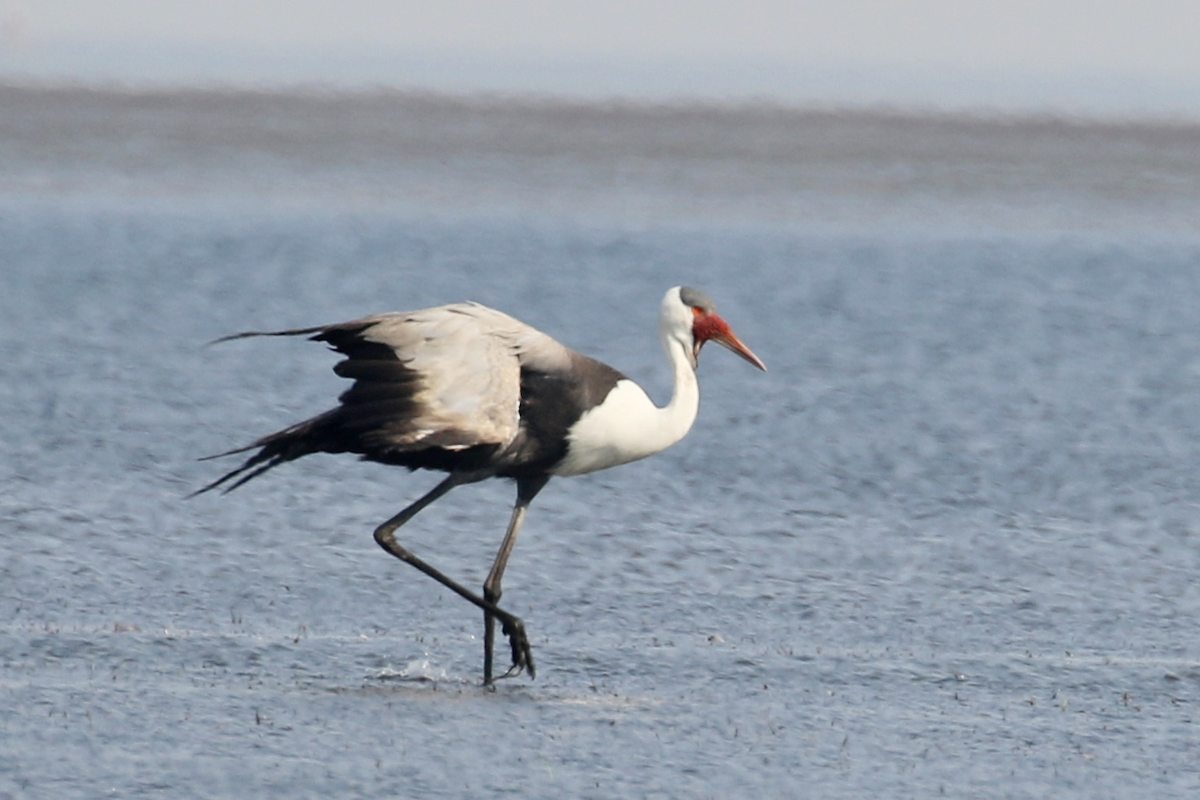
[
  {"left": 694, "top": 313, "right": 767, "bottom": 371},
  {"left": 712, "top": 329, "right": 767, "bottom": 371}
]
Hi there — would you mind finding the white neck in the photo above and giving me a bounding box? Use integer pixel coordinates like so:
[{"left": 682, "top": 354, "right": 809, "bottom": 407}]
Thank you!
[
  {"left": 652, "top": 327, "right": 702, "bottom": 449},
  {"left": 551, "top": 319, "right": 700, "bottom": 477}
]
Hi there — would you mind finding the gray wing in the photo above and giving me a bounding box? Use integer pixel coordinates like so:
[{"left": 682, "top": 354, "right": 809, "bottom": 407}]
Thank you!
[
  {"left": 340, "top": 302, "right": 564, "bottom": 451},
  {"left": 195, "top": 302, "right": 575, "bottom": 494}
]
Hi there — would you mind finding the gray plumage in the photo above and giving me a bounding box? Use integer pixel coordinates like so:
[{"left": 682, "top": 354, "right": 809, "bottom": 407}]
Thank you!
[{"left": 198, "top": 301, "right": 624, "bottom": 494}]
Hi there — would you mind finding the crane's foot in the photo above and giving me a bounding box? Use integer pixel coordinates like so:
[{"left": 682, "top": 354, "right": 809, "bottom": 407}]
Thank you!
[{"left": 489, "top": 614, "right": 536, "bottom": 683}]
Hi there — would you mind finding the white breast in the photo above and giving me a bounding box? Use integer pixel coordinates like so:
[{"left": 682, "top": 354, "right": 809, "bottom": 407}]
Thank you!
[{"left": 551, "top": 379, "right": 692, "bottom": 477}]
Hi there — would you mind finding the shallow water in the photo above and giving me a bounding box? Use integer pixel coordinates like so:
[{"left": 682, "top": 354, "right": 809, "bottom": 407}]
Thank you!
[{"left": 2, "top": 87, "right": 1200, "bottom": 798}]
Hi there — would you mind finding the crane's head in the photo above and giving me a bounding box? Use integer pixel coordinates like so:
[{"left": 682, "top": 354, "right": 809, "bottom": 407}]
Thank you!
[{"left": 665, "top": 286, "right": 767, "bottom": 372}]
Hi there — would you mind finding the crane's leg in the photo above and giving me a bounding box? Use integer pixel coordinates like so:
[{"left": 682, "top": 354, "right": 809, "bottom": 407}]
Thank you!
[
  {"left": 483, "top": 475, "right": 550, "bottom": 684},
  {"left": 372, "top": 472, "right": 535, "bottom": 683}
]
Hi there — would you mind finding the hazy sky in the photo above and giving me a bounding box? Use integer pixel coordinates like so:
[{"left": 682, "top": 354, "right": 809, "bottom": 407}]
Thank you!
[{"left": 4, "top": 1, "right": 1199, "bottom": 115}]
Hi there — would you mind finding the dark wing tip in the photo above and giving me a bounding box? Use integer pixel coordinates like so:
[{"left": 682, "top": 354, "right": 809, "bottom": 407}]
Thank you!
[
  {"left": 187, "top": 441, "right": 287, "bottom": 498},
  {"left": 205, "top": 325, "right": 331, "bottom": 347}
]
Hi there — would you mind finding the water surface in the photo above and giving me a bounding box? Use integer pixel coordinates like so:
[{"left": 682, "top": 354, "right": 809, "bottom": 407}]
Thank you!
[{"left": 2, "top": 87, "right": 1200, "bottom": 798}]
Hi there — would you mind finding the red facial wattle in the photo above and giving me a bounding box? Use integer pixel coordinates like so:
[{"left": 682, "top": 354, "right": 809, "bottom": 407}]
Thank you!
[{"left": 691, "top": 310, "right": 767, "bottom": 371}]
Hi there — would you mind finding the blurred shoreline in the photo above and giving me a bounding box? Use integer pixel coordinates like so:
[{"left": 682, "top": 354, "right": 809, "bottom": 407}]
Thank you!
[
  {"left": 4, "top": 33, "right": 1200, "bottom": 123},
  {"left": 4, "top": 82, "right": 1200, "bottom": 235},
  {"left": 5, "top": 79, "right": 1200, "bottom": 129}
]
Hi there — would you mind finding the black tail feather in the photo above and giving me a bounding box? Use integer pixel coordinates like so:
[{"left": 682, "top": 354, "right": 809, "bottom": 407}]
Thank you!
[
  {"left": 193, "top": 325, "right": 348, "bottom": 497},
  {"left": 188, "top": 448, "right": 284, "bottom": 498},
  {"left": 193, "top": 316, "right": 437, "bottom": 498},
  {"left": 189, "top": 413, "right": 332, "bottom": 498}
]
